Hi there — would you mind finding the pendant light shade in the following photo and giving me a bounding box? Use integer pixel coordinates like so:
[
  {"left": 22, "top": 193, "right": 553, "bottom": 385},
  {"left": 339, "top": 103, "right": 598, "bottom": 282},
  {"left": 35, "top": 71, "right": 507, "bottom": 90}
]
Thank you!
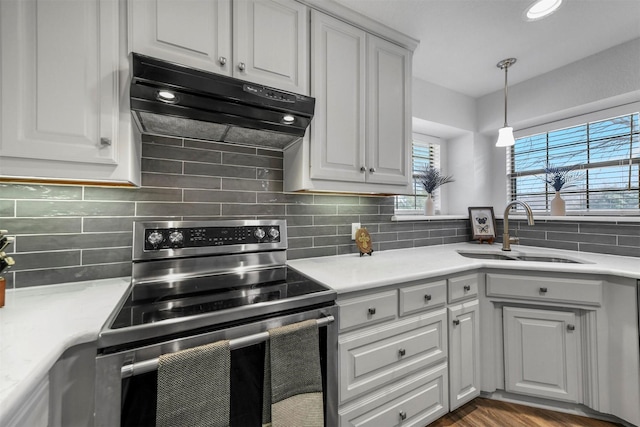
[
  {"left": 496, "top": 126, "right": 515, "bottom": 147},
  {"left": 495, "top": 58, "right": 517, "bottom": 147}
]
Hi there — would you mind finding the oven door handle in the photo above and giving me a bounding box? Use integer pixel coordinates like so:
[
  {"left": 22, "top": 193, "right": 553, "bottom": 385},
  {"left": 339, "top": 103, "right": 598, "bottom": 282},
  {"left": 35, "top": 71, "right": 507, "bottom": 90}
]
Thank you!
[{"left": 121, "top": 315, "right": 335, "bottom": 378}]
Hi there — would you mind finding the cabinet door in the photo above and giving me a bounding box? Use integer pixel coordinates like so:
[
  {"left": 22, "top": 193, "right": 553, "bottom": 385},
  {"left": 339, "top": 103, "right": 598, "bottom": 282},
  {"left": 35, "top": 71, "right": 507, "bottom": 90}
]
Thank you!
[
  {"left": 448, "top": 299, "right": 480, "bottom": 410},
  {"left": 129, "top": 0, "right": 232, "bottom": 75},
  {"left": 309, "top": 10, "right": 366, "bottom": 183},
  {"left": 365, "top": 35, "right": 411, "bottom": 185},
  {"left": 234, "top": 0, "right": 308, "bottom": 94},
  {"left": 0, "top": 0, "right": 139, "bottom": 185},
  {"left": 1, "top": 0, "right": 115, "bottom": 166},
  {"left": 503, "top": 306, "right": 580, "bottom": 402}
]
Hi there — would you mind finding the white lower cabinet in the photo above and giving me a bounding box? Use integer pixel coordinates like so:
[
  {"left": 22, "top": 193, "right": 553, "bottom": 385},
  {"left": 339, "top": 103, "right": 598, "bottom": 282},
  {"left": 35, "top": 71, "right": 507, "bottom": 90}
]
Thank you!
[
  {"left": 448, "top": 299, "right": 480, "bottom": 410},
  {"left": 336, "top": 274, "right": 481, "bottom": 426},
  {"left": 339, "top": 308, "right": 447, "bottom": 403},
  {"left": 503, "top": 306, "right": 580, "bottom": 403},
  {"left": 339, "top": 363, "right": 448, "bottom": 427},
  {"left": 4, "top": 375, "right": 49, "bottom": 427}
]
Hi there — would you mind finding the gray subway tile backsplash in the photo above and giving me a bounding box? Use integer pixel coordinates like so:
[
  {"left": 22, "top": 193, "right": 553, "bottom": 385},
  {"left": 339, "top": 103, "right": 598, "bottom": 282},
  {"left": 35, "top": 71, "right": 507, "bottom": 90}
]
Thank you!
[{"left": 1, "top": 133, "right": 638, "bottom": 289}]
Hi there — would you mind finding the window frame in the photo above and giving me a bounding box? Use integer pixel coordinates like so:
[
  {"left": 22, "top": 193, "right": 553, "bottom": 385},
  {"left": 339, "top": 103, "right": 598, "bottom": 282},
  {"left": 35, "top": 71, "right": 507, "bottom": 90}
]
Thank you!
[
  {"left": 509, "top": 107, "right": 640, "bottom": 214},
  {"left": 395, "top": 132, "right": 445, "bottom": 215}
]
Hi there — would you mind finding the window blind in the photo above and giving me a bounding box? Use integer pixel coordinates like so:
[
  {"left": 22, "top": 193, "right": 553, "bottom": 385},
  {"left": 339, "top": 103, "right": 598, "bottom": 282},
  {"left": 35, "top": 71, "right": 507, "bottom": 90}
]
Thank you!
[{"left": 508, "top": 112, "right": 639, "bottom": 212}]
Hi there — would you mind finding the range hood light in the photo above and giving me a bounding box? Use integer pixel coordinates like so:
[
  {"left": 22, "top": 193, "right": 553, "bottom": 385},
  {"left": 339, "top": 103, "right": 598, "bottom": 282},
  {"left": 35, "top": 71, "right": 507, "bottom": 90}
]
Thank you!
[
  {"left": 157, "top": 90, "right": 178, "bottom": 103},
  {"left": 282, "top": 114, "right": 295, "bottom": 124}
]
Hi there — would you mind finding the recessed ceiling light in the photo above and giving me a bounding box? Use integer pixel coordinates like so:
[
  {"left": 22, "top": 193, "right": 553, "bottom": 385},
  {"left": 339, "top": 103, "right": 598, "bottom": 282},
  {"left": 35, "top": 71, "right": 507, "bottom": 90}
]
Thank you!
[{"left": 524, "top": 0, "right": 563, "bottom": 21}]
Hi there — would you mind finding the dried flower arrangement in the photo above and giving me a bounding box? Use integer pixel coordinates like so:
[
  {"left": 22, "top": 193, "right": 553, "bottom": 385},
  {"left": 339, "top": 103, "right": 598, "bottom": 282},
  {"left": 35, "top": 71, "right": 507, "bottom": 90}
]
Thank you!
[
  {"left": 544, "top": 164, "right": 580, "bottom": 192},
  {"left": 418, "top": 166, "right": 455, "bottom": 195}
]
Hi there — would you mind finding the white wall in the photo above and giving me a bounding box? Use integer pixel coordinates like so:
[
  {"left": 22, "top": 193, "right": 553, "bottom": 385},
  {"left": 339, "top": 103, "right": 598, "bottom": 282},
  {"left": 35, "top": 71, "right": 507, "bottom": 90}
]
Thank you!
[
  {"left": 477, "top": 38, "right": 640, "bottom": 134},
  {"left": 412, "top": 38, "right": 640, "bottom": 213},
  {"left": 412, "top": 77, "right": 476, "bottom": 132}
]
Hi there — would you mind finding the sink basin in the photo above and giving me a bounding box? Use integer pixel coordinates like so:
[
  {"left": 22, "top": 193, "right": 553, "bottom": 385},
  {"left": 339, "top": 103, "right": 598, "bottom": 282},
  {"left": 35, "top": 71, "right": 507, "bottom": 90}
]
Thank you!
[
  {"left": 513, "top": 255, "right": 582, "bottom": 263},
  {"left": 457, "top": 251, "right": 585, "bottom": 264},
  {"left": 456, "top": 252, "right": 516, "bottom": 261}
]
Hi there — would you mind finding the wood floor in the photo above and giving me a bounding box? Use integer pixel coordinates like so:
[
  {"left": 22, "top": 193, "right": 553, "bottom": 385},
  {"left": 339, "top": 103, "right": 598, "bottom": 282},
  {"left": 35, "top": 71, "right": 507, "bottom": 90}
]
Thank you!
[{"left": 428, "top": 398, "right": 622, "bottom": 427}]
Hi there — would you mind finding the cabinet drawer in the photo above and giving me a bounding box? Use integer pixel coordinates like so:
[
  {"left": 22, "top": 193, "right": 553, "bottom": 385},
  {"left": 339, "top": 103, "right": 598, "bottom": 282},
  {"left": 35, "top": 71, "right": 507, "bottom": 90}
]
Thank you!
[
  {"left": 339, "top": 363, "right": 448, "bottom": 427},
  {"left": 338, "top": 290, "right": 397, "bottom": 331},
  {"left": 448, "top": 274, "right": 478, "bottom": 303},
  {"left": 486, "top": 273, "right": 603, "bottom": 306},
  {"left": 399, "top": 280, "right": 446, "bottom": 316},
  {"left": 339, "top": 308, "right": 447, "bottom": 403}
]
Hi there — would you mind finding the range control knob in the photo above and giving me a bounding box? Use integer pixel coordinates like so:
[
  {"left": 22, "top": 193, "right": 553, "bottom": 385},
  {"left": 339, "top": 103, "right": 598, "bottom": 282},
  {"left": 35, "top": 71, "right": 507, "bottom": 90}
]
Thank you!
[
  {"left": 147, "top": 231, "right": 164, "bottom": 247},
  {"left": 268, "top": 227, "right": 280, "bottom": 240},
  {"left": 168, "top": 231, "right": 184, "bottom": 245},
  {"left": 254, "top": 228, "right": 266, "bottom": 240}
]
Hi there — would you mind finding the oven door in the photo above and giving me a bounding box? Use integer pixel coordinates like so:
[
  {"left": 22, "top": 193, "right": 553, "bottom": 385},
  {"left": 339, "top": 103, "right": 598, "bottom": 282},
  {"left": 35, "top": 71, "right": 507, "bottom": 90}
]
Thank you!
[{"left": 95, "top": 305, "right": 338, "bottom": 427}]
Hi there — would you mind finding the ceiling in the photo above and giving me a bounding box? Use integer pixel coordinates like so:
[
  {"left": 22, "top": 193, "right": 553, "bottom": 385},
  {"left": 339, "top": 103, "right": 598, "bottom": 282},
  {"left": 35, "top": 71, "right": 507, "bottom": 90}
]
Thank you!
[{"left": 333, "top": 0, "right": 640, "bottom": 98}]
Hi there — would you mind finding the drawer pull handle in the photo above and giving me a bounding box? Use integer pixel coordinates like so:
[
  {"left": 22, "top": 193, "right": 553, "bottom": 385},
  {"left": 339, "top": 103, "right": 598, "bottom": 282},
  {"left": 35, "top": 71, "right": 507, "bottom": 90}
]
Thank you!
[
  {"left": 368, "top": 307, "right": 376, "bottom": 315},
  {"left": 453, "top": 319, "right": 460, "bottom": 326},
  {"left": 540, "top": 287, "right": 548, "bottom": 293},
  {"left": 398, "top": 348, "right": 406, "bottom": 357},
  {"left": 567, "top": 324, "right": 575, "bottom": 331},
  {"left": 463, "top": 284, "right": 471, "bottom": 292},
  {"left": 424, "top": 294, "right": 432, "bottom": 301},
  {"left": 399, "top": 410, "right": 407, "bottom": 421}
]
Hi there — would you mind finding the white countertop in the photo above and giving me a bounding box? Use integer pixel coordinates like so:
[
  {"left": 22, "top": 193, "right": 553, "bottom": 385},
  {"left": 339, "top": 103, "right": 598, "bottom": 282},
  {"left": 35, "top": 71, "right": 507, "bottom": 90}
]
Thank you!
[
  {"left": 0, "top": 243, "right": 638, "bottom": 423},
  {"left": 0, "top": 277, "right": 130, "bottom": 424},
  {"left": 287, "top": 242, "right": 640, "bottom": 294}
]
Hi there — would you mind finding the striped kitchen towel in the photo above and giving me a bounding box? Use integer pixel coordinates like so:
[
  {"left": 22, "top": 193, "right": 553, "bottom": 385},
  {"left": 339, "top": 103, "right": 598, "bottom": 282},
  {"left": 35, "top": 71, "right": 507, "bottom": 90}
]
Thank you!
[
  {"left": 262, "top": 319, "right": 324, "bottom": 427},
  {"left": 156, "top": 340, "right": 231, "bottom": 427}
]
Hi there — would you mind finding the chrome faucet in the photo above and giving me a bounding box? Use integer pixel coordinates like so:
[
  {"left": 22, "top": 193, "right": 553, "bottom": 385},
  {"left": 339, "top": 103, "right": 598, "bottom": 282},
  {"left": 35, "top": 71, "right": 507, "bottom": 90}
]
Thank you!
[{"left": 502, "top": 200, "right": 535, "bottom": 251}]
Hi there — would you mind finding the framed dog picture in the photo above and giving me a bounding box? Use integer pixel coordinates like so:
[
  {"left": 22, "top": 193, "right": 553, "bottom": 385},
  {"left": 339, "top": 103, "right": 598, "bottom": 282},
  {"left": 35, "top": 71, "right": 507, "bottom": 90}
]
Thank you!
[{"left": 468, "top": 207, "right": 497, "bottom": 242}]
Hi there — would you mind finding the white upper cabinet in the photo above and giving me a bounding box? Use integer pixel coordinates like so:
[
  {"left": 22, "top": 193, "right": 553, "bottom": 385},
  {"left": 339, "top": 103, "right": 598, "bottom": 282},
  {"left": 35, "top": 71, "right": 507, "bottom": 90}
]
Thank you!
[
  {"left": 234, "top": 0, "right": 309, "bottom": 93},
  {"left": 128, "top": 0, "right": 232, "bottom": 75},
  {"left": 129, "top": 0, "right": 309, "bottom": 94},
  {"left": 284, "top": 5, "right": 416, "bottom": 194},
  {"left": 366, "top": 35, "right": 411, "bottom": 186},
  {"left": 0, "top": 0, "right": 139, "bottom": 185},
  {"left": 309, "top": 10, "right": 367, "bottom": 183}
]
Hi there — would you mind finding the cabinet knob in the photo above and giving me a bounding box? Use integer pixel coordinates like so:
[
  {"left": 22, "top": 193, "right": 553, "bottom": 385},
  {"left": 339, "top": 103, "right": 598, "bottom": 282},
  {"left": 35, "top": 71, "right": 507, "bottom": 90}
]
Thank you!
[
  {"left": 100, "top": 137, "right": 112, "bottom": 146},
  {"left": 368, "top": 307, "right": 376, "bottom": 315},
  {"left": 218, "top": 56, "right": 227, "bottom": 66},
  {"left": 540, "top": 287, "right": 548, "bottom": 293},
  {"left": 399, "top": 410, "right": 407, "bottom": 421},
  {"left": 238, "top": 62, "right": 246, "bottom": 71},
  {"left": 463, "top": 284, "right": 471, "bottom": 292},
  {"left": 453, "top": 319, "right": 460, "bottom": 326},
  {"left": 369, "top": 167, "right": 376, "bottom": 173},
  {"left": 424, "top": 294, "right": 432, "bottom": 301},
  {"left": 398, "top": 348, "right": 406, "bottom": 357},
  {"left": 360, "top": 166, "right": 367, "bottom": 173},
  {"left": 567, "top": 324, "right": 575, "bottom": 331}
]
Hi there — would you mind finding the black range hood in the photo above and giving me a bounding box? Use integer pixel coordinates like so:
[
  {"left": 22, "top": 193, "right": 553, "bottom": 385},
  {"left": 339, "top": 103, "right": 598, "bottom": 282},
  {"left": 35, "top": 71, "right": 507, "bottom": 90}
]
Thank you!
[{"left": 129, "top": 53, "right": 315, "bottom": 150}]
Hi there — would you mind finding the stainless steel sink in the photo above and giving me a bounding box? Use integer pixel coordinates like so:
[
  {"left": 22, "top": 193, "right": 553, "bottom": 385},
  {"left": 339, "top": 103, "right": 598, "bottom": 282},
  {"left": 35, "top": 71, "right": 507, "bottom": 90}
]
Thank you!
[
  {"left": 513, "top": 255, "right": 582, "bottom": 263},
  {"left": 457, "top": 251, "right": 585, "bottom": 264},
  {"left": 456, "top": 252, "right": 516, "bottom": 261}
]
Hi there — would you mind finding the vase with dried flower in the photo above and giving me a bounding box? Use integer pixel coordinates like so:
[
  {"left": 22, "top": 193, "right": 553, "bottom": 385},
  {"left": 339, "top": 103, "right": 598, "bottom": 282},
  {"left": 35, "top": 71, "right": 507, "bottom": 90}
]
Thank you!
[
  {"left": 544, "top": 165, "right": 578, "bottom": 216},
  {"left": 418, "top": 166, "right": 454, "bottom": 216}
]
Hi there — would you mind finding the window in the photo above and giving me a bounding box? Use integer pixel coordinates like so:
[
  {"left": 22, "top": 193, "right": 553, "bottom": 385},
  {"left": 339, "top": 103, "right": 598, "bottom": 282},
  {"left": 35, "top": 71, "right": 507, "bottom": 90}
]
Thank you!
[
  {"left": 395, "top": 133, "right": 442, "bottom": 212},
  {"left": 509, "top": 112, "right": 639, "bottom": 212}
]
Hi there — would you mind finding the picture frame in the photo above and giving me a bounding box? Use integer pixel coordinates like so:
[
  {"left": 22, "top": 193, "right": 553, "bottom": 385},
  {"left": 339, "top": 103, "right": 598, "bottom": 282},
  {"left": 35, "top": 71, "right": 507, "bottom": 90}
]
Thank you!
[{"left": 468, "top": 206, "right": 497, "bottom": 242}]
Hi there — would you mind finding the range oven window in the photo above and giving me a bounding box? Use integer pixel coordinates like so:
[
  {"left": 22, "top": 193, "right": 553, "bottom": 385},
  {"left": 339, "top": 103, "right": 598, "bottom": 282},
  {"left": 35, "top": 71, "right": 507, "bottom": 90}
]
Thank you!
[{"left": 119, "top": 329, "right": 328, "bottom": 426}]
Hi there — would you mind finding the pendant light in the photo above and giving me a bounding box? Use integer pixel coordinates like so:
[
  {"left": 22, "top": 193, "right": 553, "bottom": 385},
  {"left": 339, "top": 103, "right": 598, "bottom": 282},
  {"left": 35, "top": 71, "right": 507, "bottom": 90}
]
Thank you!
[{"left": 495, "top": 58, "right": 517, "bottom": 147}]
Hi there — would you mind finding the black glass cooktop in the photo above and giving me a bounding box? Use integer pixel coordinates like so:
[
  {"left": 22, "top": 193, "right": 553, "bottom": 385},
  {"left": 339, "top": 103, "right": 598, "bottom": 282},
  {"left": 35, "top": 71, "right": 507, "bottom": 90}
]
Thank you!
[{"left": 110, "top": 267, "right": 332, "bottom": 330}]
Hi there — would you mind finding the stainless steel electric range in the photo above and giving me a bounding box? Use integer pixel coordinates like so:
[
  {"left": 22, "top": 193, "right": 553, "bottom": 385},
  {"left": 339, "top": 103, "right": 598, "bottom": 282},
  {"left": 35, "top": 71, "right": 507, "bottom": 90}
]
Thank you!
[{"left": 95, "top": 219, "right": 338, "bottom": 427}]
